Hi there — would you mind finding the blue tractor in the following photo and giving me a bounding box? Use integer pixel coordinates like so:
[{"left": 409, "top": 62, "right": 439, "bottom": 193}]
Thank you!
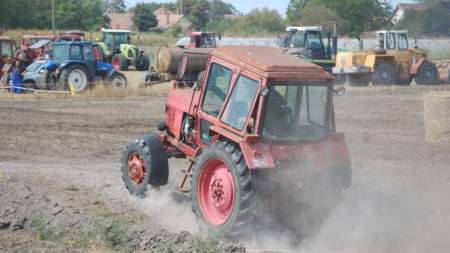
[{"left": 45, "top": 41, "right": 127, "bottom": 92}]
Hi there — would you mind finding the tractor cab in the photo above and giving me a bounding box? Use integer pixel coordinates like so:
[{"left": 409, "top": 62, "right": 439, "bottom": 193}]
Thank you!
[
  {"left": 100, "top": 29, "right": 132, "bottom": 53},
  {"left": 283, "top": 26, "right": 326, "bottom": 59},
  {"left": 376, "top": 30, "right": 409, "bottom": 51}
]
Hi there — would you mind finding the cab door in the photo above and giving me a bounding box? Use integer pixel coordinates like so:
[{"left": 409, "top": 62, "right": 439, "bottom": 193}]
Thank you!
[
  {"left": 396, "top": 33, "right": 413, "bottom": 79},
  {"left": 81, "top": 44, "right": 97, "bottom": 77},
  {"left": 197, "top": 61, "right": 234, "bottom": 145}
]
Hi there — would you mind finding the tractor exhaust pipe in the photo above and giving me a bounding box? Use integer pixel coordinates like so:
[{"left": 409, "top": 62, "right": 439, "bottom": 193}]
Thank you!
[
  {"left": 331, "top": 35, "right": 338, "bottom": 60},
  {"left": 357, "top": 36, "right": 364, "bottom": 51}
]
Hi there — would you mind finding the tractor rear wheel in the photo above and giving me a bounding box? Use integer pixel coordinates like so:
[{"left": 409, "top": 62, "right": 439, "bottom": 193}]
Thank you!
[
  {"left": 372, "top": 62, "right": 396, "bottom": 85},
  {"left": 121, "top": 134, "right": 169, "bottom": 198},
  {"left": 348, "top": 74, "right": 371, "bottom": 86},
  {"left": 192, "top": 141, "right": 255, "bottom": 237},
  {"left": 59, "top": 65, "right": 89, "bottom": 92},
  {"left": 112, "top": 54, "right": 128, "bottom": 71},
  {"left": 415, "top": 61, "right": 438, "bottom": 85},
  {"left": 136, "top": 54, "right": 150, "bottom": 71},
  {"left": 109, "top": 72, "right": 127, "bottom": 89}
]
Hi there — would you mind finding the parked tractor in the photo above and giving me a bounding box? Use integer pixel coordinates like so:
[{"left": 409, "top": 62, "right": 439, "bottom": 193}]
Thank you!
[
  {"left": 175, "top": 32, "right": 218, "bottom": 49},
  {"left": 333, "top": 30, "right": 438, "bottom": 86},
  {"left": 42, "top": 41, "right": 127, "bottom": 92},
  {"left": 0, "top": 36, "right": 15, "bottom": 84},
  {"left": 279, "top": 26, "right": 343, "bottom": 84},
  {"left": 98, "top": 29, "right": 150, "bottom": 71},
  {"left": 121, "top": 46, "right": 352, "bottom": 236}
]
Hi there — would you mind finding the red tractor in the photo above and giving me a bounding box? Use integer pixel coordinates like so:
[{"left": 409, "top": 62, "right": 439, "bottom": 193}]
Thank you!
[
  {"left": 175, "top": 31, "right": 217, "bottom": 49},
  {"left": 121, "top": 46, "right": 352, "bottom": 236},
  {"left": 16, "top": 31, "right": 85, "bottom": 65}
]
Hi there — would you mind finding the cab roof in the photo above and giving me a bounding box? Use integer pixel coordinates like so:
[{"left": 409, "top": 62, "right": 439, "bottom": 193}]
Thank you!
[
  {"left": 0, "top": 36, "right": 12, "bottom": 41},
  {"left": 101, "top": 28, "right": 131, "bottom": 33},
  {"left": 286, "top": 26, "right": 322, "bottom": 32},
  {"left": 211, "top": 46, "right": 333, "bottom": 81}
]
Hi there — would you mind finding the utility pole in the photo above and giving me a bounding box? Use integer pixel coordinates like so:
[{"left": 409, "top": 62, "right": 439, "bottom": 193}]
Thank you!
[
  {"left": 179, "top": 0, "right": 183, "bottom": 15},
  {"left": 51, "top": 0, "right": 55, "bottom": 35}
]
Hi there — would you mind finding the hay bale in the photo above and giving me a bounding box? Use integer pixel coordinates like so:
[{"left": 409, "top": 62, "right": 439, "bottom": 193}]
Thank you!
[{"left": 424, "top": 91, "right": 450, "bottom": 143}]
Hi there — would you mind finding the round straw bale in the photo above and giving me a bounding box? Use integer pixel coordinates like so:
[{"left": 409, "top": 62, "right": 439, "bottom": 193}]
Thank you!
[{"left": 424, "top": 91, "right": 450, "bottom": 143}]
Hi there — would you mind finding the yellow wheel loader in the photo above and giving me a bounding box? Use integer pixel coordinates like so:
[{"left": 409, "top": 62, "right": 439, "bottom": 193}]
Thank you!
[{"left": 333, "top": 30, "right": 438, "bottom": 86}]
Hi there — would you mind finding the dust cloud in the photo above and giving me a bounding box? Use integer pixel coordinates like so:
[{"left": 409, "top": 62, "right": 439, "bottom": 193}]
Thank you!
[{"left": 247, "top": 180, "right": 450, "bottom": 252}]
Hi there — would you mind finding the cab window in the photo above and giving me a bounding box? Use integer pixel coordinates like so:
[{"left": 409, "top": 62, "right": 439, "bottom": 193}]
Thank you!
[
  {"left": 386, "top": 33, "right": 396, "bottom": 50},
  {"left": 221, "top": 76, "right": 259, "bottom": 131},
  {"left": 202, "top": 63, "right": 233, "bottom": 116},
  {"left": 398, "top": 34, "right": 409, "bottom": 50},
  {"left": 82, "top": 45, "right": 95, "bottom": 61},
  {"left": 70, "top": 45, "right": 82, "bottom": 60}
]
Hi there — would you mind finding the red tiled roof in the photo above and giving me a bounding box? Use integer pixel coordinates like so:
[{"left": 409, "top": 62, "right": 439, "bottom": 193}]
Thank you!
[{"left": 394, "top": 3, "right": 427, "bottom": 13}]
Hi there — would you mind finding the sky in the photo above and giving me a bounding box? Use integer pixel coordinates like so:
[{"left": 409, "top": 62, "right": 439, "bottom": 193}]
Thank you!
[{"left": 124, "top": 0, "right": 415, "bottom": 15}]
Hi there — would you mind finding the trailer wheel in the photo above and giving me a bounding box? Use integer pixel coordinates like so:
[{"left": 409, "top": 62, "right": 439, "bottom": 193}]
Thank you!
[
  {"left": 121, "top": 134, "right": 169, "bottom": 198},
  {"left": 348, "top": 74, "right": 371, "bottom": 87},
  {"left": 415, "top": 61, "right": 438, "bottom": 85},
  {"left": 372, "top": 62, "right": 396, "bottom": 85},
  {"left": 192, "top": 141, "right": 254, "bottom": 237},
  {"left": 112, "top": 54, "right": 128, "bottom": 71}
]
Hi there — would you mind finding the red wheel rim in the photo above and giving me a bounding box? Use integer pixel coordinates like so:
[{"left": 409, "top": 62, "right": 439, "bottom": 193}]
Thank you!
[
  {"left": 128, "top": 152, "right": 146, "bottom": 185},
  {"left": 112, "top": 57, "right": 121, "bottom": 70},
  {"left": 198, "top": 159, "right": 235, "bottom": 226}
]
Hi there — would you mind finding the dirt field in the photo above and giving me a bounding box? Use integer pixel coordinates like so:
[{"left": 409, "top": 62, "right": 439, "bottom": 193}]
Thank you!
[{"left": 1, "top": 74, "right": 450, "bottom": 252}]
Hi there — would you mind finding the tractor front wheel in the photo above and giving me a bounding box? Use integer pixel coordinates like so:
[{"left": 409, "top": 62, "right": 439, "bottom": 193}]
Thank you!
[
  {"left": 112, "top": 54, "right": 128, "bottom": 71},
  {"left": 372, "top": 62, "right": 396, "bottom": 85},
  {"left": 192, "top": 141, "right": 255, "bottom": 237},
  {"left": 59, "top": 65, "right": 89, "bottom": 92},
  {"left": 415, "top": 61, "right": 438, "bottom": 85},
  {"left": 121, "top": 134, "right": 169, "bottom": 198}
]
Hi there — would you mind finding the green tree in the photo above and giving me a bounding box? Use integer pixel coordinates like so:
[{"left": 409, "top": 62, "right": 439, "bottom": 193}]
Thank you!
[
  {"left": 232, "top": 8, "right": 284, "bottom": 35},
  {"left": 133, "top": 3, "right": 158, "bottom": 32},
  {"left": 106, "top": 0, "right": 126, "bottom": 13},
  {"left": 176, "top": 0, "right": 236, "bottom": 30},
  {"left": 299, "top": 5, "right": 345, "bottom": 33},
  {"left": 286, "top": 0, "right": 391, "bottom": 35},
  {"left": 286, "top": 0, "right": 309, "bottom": 24}
]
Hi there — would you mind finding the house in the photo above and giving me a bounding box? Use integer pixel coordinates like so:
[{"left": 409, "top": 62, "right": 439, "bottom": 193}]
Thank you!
[
  {"left": 107, "top": 6, "right": 191, "bottom": 32},
  {"left": 153, "top": 7, "right": 183, "bottom": 29},
  {"left": 107, "top": 13, "right": 135, "bottom": 30},
  {"left": 392, "top": 3, "right": 427, "bottom": 25}
]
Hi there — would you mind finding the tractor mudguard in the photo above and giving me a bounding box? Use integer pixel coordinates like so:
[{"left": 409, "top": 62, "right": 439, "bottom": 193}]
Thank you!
[
  {"left": 409, "top": 56, "right": 426, "bottom": 75},
  {"left": 105, "top": 69, "right": 120, "bottom": 80},
  {"left": 59, "top": 60, "right": 87, "bottom": 70},
  {"left": 44, "top": 60, "right": 59, "bottom": 71}
]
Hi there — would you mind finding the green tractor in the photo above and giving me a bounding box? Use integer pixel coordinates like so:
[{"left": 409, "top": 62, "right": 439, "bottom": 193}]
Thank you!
[{"left": 98, "top": 28, "right": 150, "bottom": 71}]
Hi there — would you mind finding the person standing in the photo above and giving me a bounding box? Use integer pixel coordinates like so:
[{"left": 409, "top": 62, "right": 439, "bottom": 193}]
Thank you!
[{"left": 11, "top": 61, "right": 24, "bottom": 93}]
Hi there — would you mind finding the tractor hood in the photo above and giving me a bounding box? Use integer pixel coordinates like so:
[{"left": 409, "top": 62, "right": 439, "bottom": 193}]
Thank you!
[
  {"left": 120, "top": 44, "right": 140, "bottom": 60},
  {"left": 335, "top": 51, "right": 370, "bottom": 68}
]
